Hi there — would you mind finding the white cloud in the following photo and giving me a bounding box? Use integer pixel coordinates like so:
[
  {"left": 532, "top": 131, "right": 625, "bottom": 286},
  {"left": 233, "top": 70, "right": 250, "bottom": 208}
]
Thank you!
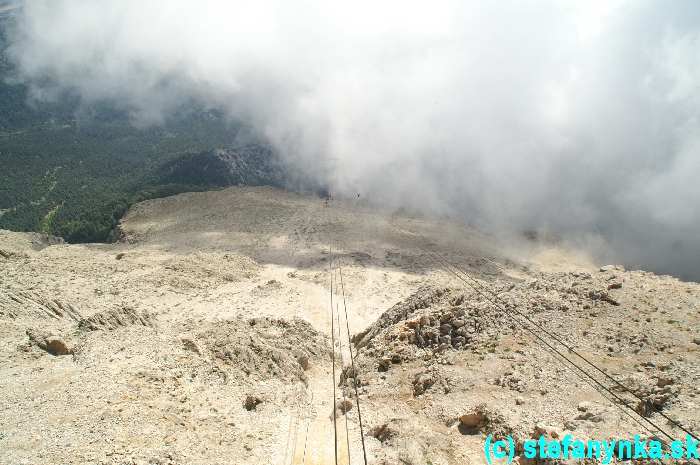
[{"left": 7, "top": 0, "right": 700, "bottom": 279}]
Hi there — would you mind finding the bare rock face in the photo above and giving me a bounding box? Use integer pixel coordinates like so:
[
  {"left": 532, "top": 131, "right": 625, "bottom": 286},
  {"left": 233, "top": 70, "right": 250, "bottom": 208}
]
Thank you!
[
  {"left": 352, "top": 286, "right": 449, "bottom": 349},
  {"left": 355, "top": 286, "right": 505, "bottom": 365},
  {"left": 158, "top": 145, "right": 285, "bottom": 190},
  {"left": 26, "top": 329, "right": 72, "bottom": 356}
]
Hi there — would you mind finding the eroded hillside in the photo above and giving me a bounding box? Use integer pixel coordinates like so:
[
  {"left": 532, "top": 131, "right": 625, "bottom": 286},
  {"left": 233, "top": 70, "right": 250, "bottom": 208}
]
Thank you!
[{"left": 1, "top": 187, "right": 698, "bottom": 465}]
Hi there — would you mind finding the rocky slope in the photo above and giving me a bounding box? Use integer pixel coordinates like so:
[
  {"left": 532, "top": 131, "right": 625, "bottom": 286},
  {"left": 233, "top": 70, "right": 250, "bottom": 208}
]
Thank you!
[
  {"left": 157, "top": 145, "right": 286, "bottom": 189},
  {"left": 1, "top": 186, "right": 698, "bottom": 465}
]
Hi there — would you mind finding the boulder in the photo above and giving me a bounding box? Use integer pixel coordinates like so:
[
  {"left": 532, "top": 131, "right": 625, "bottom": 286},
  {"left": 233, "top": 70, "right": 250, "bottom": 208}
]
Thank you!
[
  {"left": 26, "top": 329, "right": 72, "bottom": 356},
  {"left": 244, "top": 395, "right": 263, "bottom": 411},
  {"left": 459, "top": 408, "right": 486, "bottom": 429},
  {"left": 412, "top": 371, "right": 436, "bottom": 396},
  {"left": 577, "top": 401, "right": 592, "bottom": 412},
  {"left": 377, "top": 358, "right": 391, "bottom": 372},
  {"left": 369, "top": 420, "right": 403, "bottom": 443},
  {"left": 45, "top": 336, "right": 71, "bottom": 356},
  {"left": 533, "top": 423, "right": 561, "bottom": 439},
  {"left": 335, "top": 399, "right": 353, "bottom": 414},
  {"left": 588, "top": 290, "right": 620, "bottom": 306},
  {"left": 181, "top": 337, "right": 201, "bottom": 355}
]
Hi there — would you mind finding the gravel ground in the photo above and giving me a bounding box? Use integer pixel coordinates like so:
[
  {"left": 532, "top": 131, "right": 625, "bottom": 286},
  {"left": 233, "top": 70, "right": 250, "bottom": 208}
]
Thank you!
[{"left": 1, "top": 186, "right": 698, "bottom": 465}]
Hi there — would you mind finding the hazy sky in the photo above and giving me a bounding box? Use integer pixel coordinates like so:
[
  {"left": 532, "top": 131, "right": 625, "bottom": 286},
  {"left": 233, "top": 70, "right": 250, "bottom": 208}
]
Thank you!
[{"left": 7, "top": 0, "right": 700, "bottom": 279}]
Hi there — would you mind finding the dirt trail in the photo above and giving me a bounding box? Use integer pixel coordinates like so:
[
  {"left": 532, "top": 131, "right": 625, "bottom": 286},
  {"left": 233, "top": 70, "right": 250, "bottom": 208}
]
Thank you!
[{"left": 283, "top": 365, "right": 353, "bottom": 465}]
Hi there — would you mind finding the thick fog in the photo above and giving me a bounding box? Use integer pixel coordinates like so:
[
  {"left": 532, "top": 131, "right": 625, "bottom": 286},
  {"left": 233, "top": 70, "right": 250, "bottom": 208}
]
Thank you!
[{"left": 6, "top": 0, "right": 700, "bottom": 279}]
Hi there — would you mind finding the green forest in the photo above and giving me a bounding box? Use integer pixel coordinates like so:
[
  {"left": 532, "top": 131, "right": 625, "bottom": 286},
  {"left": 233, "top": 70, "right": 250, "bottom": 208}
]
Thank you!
[{"left": 0, "top": 14, "right": 270, "bottom": 243}]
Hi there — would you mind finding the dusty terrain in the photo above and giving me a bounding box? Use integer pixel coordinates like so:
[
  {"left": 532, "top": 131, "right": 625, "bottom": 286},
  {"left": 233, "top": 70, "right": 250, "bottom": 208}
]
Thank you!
[{"left": 1, "top": 186, "right": 698, "bottom": 465}]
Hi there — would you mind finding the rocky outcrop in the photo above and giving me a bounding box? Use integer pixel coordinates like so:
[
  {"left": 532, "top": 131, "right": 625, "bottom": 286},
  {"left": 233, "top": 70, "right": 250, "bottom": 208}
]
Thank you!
[
  {"left": 78, "top": 305, "right": 155, "bottom": 331},
  {"left": 352, "top": 286, "right": 449, "bottom": 349},
  {"left": 158, "top": 145, "right": 285, "bottom": 189},
  {"left": 197, "top": 317, "right": 329, "bottom": 384},
  {"left": 26, "top": 328, "right": 72, "bottom": 355},
  {"left": 0, "top": 291, "right": 82, "bottom": 321},
  {"left": 244, "top": 395, "right": 263, "bottom": 411}
]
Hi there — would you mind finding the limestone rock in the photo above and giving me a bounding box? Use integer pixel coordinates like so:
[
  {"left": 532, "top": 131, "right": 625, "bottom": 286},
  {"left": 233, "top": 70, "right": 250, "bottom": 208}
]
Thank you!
[
  {"left": 532, "top": 423, "right": 561, "bottom": 439},
  {"left": 459, "top": 407, "right": 487, "bottom": 429},
  {"left": 26, "top": 329, "right": 72, "bottom": 356},
  {"left": 577, "top": 401, "right": 592, "bottom": 412},
  {"left": 413, "top": 371, "right": 435, "bottom": 396},
  {"left": 588, "top": 290, "right": 620, "bottom": 306},
  {"left": 600, "top": 265, "right": 625, "bottom": 272},
  {"left": 78, "top": 306, "right": 155, "bottom": 331},
  {"left": 181, "top": 337, "right": 201, "bottom": 355},
  {"left": 44, "top": 336, "right": 71, "bottom": 356},
  {"left": 293, "top": 350, "right": 310, "bottom": 370},
  {"left": 335, "top": 399, "right": 353, "bottom": 414},
  {"left": 369, "top": 420, "right": 404, "bottom": 443},
  {"left": 244, "top": 395, "right": 263, "bottom": 411}
]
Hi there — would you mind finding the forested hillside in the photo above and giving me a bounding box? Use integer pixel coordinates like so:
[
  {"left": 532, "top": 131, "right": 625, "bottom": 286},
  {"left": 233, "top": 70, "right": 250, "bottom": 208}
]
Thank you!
[{"left": 0, "top": 11, "right": 277, "bottom": 243}]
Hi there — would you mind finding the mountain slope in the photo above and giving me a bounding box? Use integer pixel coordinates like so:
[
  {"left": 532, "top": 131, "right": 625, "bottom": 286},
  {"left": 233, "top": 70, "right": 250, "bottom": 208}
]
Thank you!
[
  {"left": 1, "top": 187, "right": 698, "bottom": 465},
  {"left": 0, "top": 12, "right": 282, "bottom": 243}
]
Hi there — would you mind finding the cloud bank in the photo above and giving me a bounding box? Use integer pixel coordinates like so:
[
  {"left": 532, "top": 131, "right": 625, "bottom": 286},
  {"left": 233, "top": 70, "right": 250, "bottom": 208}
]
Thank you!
[{"left": 7, "top": 0, "right": 700, "bottom": 279}]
